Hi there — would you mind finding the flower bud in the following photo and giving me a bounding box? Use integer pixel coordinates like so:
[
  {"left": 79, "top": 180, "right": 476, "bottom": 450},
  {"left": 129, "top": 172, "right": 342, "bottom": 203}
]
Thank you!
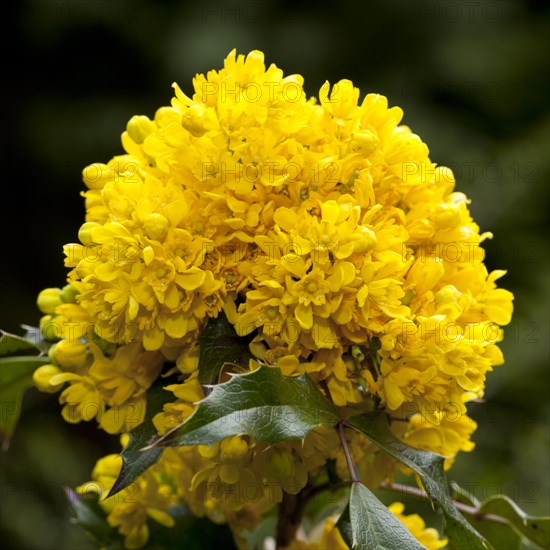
[
  {"left": 433, "top": 203, "right": 461, "bottom": 228},
  {"left": 182, "top": 104, "right": 209, "bottom": 137},
  {"left": 53, "top": 339, "right": 88, "bottom": 369},
  {"left": 40, "top": 315, "right": 62, "bottom": 342},
  {"left": 48, "top": 344, "right": 59, "bottom": 365},
  {"left": 37, "top": 288, "right": 62, "bottom": 314},
  {"left": 351, "top": 130, "right": 379, "bottom": 155},
  {"left": 82, "top": 163, "right": 112, "bottom": 190},
  {"left": 39, "top": 315, "right": 52, "bottom": 331},
  {"left": 143, "top": 213, "right": 169, "bottom": 240},
  {"left": 33, "top": 365, "right": 64, "bottom": 393},
  {"left": 269, "top": 450, "right": 294, "bottom": 479},
  {"left": 198, "top": 443, "right": 220, "bottom": 459},
  {"left": 351, "top": 345, "right": 365, "bottom": 363},
  {"left": 220, "top": 436, "right": 249, "bottom": 464},
  {"left": 78, "top": 222, "right": 101, "bottom": 246},
  {"left": 60, "top": 284, "right": 79, "bottom": 304},
  {"left": 126, "top": 115, "right": 156, "bottom": 144}
]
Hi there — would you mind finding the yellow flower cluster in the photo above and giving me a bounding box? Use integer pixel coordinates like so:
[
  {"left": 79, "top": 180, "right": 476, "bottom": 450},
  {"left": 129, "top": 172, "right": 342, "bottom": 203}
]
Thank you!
[
  {"left": 34, "top": 293, "right": 163, "bottom": 433},
  {"left": 32, "top": 49, "right": 513, "bottom": 547},
  {"left": 79, "top": 442, "right": 176, "bottom": 549}
]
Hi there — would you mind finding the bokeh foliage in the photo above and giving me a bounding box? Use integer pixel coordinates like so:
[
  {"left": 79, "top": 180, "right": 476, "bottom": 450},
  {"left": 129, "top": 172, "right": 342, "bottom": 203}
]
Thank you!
[{"left": 2, "top": 0, "right": 548, "bottom": 548}]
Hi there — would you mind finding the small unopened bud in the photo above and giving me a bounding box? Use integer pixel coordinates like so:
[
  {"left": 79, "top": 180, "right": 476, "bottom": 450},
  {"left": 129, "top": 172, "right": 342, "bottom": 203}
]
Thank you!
[
  {"left": 48, "top": 344, "right": 59, "bottom": 365},
  {"left": 351, "top": 345, "right": 365, "bottom": 363},
  {"left": 33, "top": 365, "right": 64, "bottom": 393},
  {"left": 182, "top": 105, "right": 209, "bottom": 137},
  {"left": 82, "top": 163, "right": 113, "bottom": 190},
  {"left": 60, "top": 284, "right": 79, "bottom": 304},
  {"left": 37, "top": 288, "right": 62, "bottom": 314},
  {"left": 143, "top": 213, "right": 169, "bottom": 240},
  {"left": 78, "top": 222, "right": 101, "bottom": 246},
  {"left": 269, "top": 450, "right": 294, "bottom": 479},
  {"left": 198, "top": 443, "right": 219, "bottom": 459},
  {"left": 40, "top": 315, "right": 62, "bottom": 342},
  {"left": 351, "top": 130, "right": 379, "bottom": 155},
  {"left": 54, "top": 339, "right": 88, "bottom": 369},
  {"left": 126, "top": 115, "right": 156, "bottom": 144}
]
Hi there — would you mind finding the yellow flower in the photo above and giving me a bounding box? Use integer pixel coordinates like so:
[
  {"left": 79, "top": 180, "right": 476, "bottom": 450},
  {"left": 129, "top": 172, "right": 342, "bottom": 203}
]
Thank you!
[
  {"left": 389, "top": 502, "right": 447, "bottom": 549},
  {"left": 403, "top": 412, "right": 477, "bottom": 470},
  {"left": 153, "top": 371, "right": 204, "bottom": 435},
  {"left": 79, "top": 447, "right": 176, "bottom": 549}
]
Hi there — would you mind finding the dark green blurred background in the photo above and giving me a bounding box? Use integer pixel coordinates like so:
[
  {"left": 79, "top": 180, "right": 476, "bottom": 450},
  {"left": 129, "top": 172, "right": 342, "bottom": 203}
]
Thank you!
[{"left": 2, "top": 0, "right": 549, "bottom": 548}]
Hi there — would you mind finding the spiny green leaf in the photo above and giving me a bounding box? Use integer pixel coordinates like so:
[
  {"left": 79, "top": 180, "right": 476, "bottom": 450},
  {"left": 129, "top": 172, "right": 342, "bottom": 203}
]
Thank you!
[
  {"left": 468, "top": 515, "right": 523, "bottom": 550},
  {"left": 0, "top": 356, "right": 48, "bottom": 447},
  {"left": 151, "top": 365, "right": 339, "bottom": 448},
  {"left": 349, "top": 482, "right": 427, "bottom": 549},
  {"left": 478, "top": 495, "right": 549, "bottom": 548},
  {"left": 0, "top": 330, "right": 43, "bottom": 356},
  {"left": 198, "top": 311, "right": 254, "bottom": 386},
  {"left": 346, "top": 412, "right": 489, "bottom": 549},
  {"left": 451, "top": 484, "right": 532, "bottom": 549},
  {"left": 107, "top": 376, "right": 176, "bottom": 497}
]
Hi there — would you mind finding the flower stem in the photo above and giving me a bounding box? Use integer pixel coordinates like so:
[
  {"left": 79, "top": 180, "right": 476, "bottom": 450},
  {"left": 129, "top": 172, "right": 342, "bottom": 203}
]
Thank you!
[
  {"left": 338, "top": 421, "right": 359, "bottom": 484},
  {"left": 378, "top": 482, "right": 510, "bottom": 525}
]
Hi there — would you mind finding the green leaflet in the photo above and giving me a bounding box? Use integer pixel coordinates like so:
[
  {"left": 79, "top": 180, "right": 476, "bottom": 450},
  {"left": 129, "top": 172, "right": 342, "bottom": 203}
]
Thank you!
[
  {"left": 346, "top": 412, "right": 489, "bottom": 549},
  {"left": 0, "top": 355, "right": 48, "bottom": 447},
  {"left": 338, "top": 483, "right": 427, "bottom": 549},
  {"left": 477, "top": 495, "right": 549, "bottom": 548},
  {"left": 151, "top": 365, "right": 339, "bottom": 448},
  {"left": 462, "top": 493, "right": 550, "bottom": 549},
  {"left": 0, "top": 330, "right": 44, "bottom": 356}
]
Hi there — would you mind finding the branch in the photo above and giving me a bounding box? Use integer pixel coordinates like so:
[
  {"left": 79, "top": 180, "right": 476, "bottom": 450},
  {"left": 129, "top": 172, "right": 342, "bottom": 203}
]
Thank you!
[
  {"left": 338, "top": 422, "right": 359, "bottom": 484},
  {"left": 378, "top": 482, "right": 510, "bottom": 526}
]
